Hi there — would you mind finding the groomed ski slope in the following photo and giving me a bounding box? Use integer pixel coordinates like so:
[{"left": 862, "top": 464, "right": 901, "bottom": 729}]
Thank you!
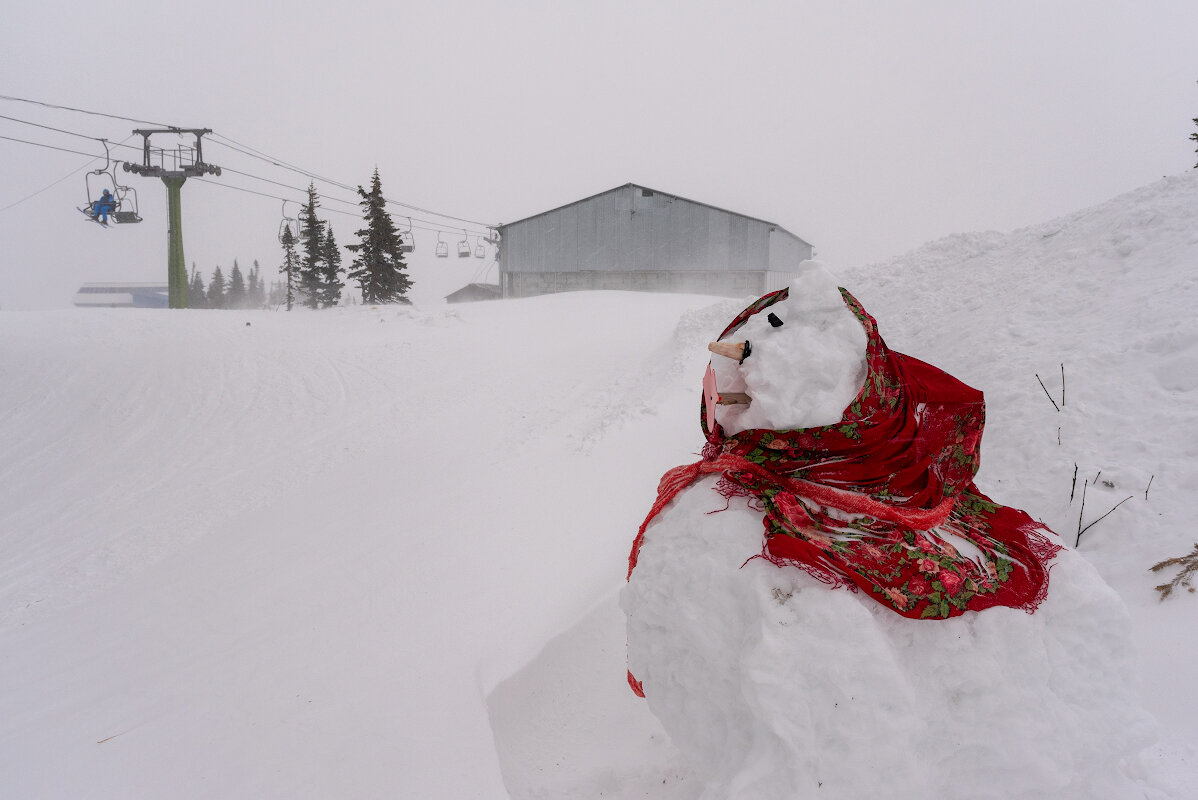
[{"left": 2, "top": 171, "right": 1197, "bottom": 798}]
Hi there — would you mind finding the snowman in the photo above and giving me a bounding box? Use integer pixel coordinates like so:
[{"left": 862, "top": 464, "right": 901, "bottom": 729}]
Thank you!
[{"left": 621, "top": 262, "right": 1162, "bottom": 800}]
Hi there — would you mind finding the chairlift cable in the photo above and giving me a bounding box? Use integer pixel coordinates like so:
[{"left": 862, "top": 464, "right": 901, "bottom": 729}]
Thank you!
[
  {"left": 216, "top": 163, "right": 489, "bottom": 232},
  {"left": 207, "top": 133, "right": 497, "bottom": 230},
  {"left": 0, "top": 93, "right": 497, "bottom": 234},
  {"left": 0, "top": 129, "right": 485, "bottom": 237},
  {"left": 191, "top": 177, "right": 475, "bottom": 235},
  {"left": 0, "top": 93, "right": 500, "bottom": 237},
  {"left": 0, "top": 112, "right": 112, "bottom": 143},
  {"left": 0, "top": 133, "right": 104, "bottom": 159},
  {"left": 0, "top": 93, "right": 176, "bottom": 128},
  {"left": 0, "top": 154, "right": 101, "bottom": 215},
  {"left": 0, "top": 133, "right": 136, "bottom": 216}
]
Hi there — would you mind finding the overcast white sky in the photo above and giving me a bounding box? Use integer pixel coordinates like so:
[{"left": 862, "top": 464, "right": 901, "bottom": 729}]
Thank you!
[{"left": 2, "top": 0, "right": 1195, "bottom": 309}]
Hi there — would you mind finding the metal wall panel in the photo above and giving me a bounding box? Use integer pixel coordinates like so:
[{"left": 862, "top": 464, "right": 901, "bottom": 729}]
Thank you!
[{"left": 499, "top": 185, "right": 812, "bottom": 280}]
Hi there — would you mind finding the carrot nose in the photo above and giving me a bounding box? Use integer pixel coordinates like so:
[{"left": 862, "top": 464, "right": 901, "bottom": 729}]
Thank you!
[{"left": 708, "top": 340, "right": 752, "bottom": 363}]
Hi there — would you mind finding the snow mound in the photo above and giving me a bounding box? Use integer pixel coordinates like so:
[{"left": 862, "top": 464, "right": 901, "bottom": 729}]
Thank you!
[{"left": 622, "top": 476, "right": 1160, "bottom": 800}]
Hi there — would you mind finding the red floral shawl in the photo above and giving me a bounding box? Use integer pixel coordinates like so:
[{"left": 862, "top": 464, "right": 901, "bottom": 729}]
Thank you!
[{"left": 628, "top": 287, "right": 1060, "bottom": 632}]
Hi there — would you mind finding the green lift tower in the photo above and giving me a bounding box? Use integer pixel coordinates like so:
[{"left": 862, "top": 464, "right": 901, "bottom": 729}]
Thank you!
[{"left": 124, "top": 129, "right": 221, "bottom": 309}]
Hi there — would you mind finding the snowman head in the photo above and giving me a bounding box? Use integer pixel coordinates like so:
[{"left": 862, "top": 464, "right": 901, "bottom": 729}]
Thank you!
[{"left": 706, "top": 261, "right": 868, "bottom": 436}]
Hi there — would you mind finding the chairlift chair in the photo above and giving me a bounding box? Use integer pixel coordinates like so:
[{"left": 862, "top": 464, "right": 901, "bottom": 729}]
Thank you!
[
  {"left": 83, "top": 163, "right": 141, "bottom": 224},
  {"left": 278, "top": 200, "right": 300, "bottom": 243},
  {"left": 456, "top": 230, "right": 471, "bottom": 258},
  {"left": 111, "top": 185, "right": 142, "bottom": 224},
  {"left": 399, "top": 218, "right": 415, "bottom": 253},
  {"left": 435, "top": 232, "right": 449, "bottom": 258},
  {"left": 474, "top": 237, "right": 486, "bottom": 258}
]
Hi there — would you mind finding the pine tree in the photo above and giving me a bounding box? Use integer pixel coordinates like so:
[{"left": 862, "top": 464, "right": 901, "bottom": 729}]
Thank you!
[
  {"left": 250, "top": 259, "right": 267, "bottom": 308},
  {"left": 319, "top": 227, "right": 345, "bottom": 307},
  {"left": 1191, "top": 117, "right": 1198, "bottom": 169},
  {"left": 347, "top": 168, "right": 413, "bottom": 304},
  {"left": 207, "top": 265, "right": 227, "bottom": 309},
  {"left": 297, "top": 183, "right": 325, "bottom": 309},
  {"left": 188, "top": 264, "right": 208, "bottom": 309},
  {"left": 279, "top": 225, "right": 300, "bottom": 311},
  {"left": 228, "top": 259, "right": 247, "bottom": 310},
  {"left": 245, "top": 262, "right": 259, "bottom": 309}
]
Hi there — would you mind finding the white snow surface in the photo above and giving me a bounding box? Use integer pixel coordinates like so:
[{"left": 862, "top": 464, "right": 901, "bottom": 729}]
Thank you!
[
  {"left": 2, "top": 170, "right": 1197, "bottom": 798},
  {"left": 711, "top": 260, "right": 869, "bottom": 434}
]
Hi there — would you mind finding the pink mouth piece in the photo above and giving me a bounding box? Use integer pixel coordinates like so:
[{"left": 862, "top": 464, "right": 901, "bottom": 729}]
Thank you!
[{"left": 703, "top": 363, "right": 719, "bottom": 431}]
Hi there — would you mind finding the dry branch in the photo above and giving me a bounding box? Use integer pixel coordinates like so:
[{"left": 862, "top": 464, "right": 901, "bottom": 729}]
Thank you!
[
  {"left": 1076, "top": 479, "right": 1088, "bottom": 544},
  {"left": 1076, "top": 494, "right": 1134, "bottom": 547},
  {"left": 1036, "top": 373, "right": 1060, "bottom": 412}
]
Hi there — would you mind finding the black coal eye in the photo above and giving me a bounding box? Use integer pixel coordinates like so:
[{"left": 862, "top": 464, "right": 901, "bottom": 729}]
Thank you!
[{"left": 767, "top": 313, "right": 784, "bottom": 328}]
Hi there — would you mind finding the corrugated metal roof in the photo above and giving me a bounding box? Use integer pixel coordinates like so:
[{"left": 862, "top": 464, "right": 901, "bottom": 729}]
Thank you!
[{"left": 496, "top": 183, "right": 812, "bottom": 248}]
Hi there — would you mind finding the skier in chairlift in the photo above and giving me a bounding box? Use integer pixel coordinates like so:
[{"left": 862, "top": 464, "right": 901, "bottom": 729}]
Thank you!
[{"left": 91, "top": 189, "right": 116, "bottom": 224}]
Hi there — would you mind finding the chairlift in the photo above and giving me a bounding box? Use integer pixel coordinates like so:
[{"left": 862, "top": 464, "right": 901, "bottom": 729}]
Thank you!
[
  {"left": 456, "top": 229, "right": 471, "bottom": 258},
  {"left": 278, "top": 200, "right": 299, "bottom": 243},
  {"left": 80, "top": 142, "right": 141, "bottom": 224},
  {"left": 474, "top": 237, "right": 486, "bottom": 258},
  {"left": 399, "top": 218, "right": 415, "bottom": 253},
  {"left": 111, "top": 184, "right": 142, "bottom": 224},
  {"left": 435, "top": 231, "right": 449, "bottom": 258}
]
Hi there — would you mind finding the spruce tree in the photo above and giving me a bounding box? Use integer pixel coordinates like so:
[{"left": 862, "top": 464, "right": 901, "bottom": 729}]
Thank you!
[
  {"left": 319, "top": 227, "right": 345, "bottom": 308},
  {"left": 250, "top": 259, "right": 267, "bottom": 308},
  {"left": 188, "top": 264, "right": 208, "bottom": 309},
  {"left": 279, "top": 225, "right": 300, "bottom": 311},
  {"left": 207, "top": 266, "right": 227, "bottom": 309},
  {"left": 347, "top": 168, "right": 413, "bottom": 304},
  {"left": 245, "top": 263, "right": 259, "bottom": 309},
  {"left": 1191, "top": 117, "right": 1198, "bottom": 168},
  {"left": 297, "top": 183, "right": 325, "bottom": 309},
  {"left": 228, "top": 259, "right": 247, "bottom": 310}
]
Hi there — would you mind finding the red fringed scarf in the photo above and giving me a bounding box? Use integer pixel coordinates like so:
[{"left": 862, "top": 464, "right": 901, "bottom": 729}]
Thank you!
[{"left": 626, "top": 289, "right": 1061, "bottom": 695}]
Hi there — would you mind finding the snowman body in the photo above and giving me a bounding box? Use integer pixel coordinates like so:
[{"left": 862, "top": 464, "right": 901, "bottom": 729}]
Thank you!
[{"left": 621, "top": 263, "right": 1159, "bottom": 800}]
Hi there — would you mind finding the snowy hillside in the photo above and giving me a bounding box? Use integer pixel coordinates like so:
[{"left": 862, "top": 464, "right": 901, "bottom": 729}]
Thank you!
[
  {"left": 2, "top": 171, "right": 1196, "bottom": 798},
  {"left": 841, "top": 171, "right": 1198, "bottom": 745}
]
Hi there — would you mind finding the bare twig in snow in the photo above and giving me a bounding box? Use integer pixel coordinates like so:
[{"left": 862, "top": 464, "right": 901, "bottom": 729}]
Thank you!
[
  {"left": 1036, "top": 373, "right": 1060, "bottom": 412},
  {"left": 1076, "top": 495, "right": 1134, "bottom": 547},
  {"left": 1145, "top": 474, "right": 1154, "bottom": 501},
  {"left": 1150, "top": 544, "right": 1198, "bottom": 600},
  {"left": 1060, "top": 363, "right": 1065, "bottom": 407},
  {"left": 1076, "top": 480, "right": 1088, "bottom": 545},
  {"left": 1069, "top": 463, "right": 1078, "bottom": 504}
]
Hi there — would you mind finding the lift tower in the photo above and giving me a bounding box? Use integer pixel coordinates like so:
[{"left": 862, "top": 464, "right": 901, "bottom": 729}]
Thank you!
[{"left": 124, "top": 129, "right": 221, "bottom": 308}]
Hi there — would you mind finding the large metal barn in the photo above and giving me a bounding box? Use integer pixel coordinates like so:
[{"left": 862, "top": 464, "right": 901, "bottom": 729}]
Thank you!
[{"left": 496, "top": 183, "right": 813, "bottom": 299}]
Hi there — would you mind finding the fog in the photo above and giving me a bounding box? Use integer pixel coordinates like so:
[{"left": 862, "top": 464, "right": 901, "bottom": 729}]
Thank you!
[{"left": 2, "top": 0, "right": 1195, "bottom": 309}]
